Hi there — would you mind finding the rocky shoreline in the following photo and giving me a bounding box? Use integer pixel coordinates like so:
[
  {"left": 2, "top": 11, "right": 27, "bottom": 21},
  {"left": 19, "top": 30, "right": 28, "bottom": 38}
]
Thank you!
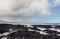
[{"left": 0, "top": 24, "right": 59, "bottom": 39}]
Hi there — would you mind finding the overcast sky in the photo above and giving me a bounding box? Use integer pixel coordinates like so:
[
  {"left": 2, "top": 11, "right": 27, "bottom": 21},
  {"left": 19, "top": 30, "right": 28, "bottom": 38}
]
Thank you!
[{"left": 0, "top": 0, "right": 60, "bottom": 24}]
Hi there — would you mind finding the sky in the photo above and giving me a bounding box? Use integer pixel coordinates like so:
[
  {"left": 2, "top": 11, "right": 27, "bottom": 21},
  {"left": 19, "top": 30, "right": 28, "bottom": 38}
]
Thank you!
[{"left": 0, "top": 0, "right": 60, "bottom": 24}]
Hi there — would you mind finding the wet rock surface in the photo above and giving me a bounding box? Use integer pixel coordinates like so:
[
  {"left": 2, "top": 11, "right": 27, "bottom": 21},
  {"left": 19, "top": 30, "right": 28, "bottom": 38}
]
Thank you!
[{"left": 0, "top": 24, "right": 60, "bottom": 39}]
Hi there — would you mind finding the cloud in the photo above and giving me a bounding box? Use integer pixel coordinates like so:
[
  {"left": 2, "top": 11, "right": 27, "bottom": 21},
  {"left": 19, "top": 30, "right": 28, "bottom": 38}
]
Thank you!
[
  {"left": 50, "top": 0, "right": 60, "bottom": 7},
  {"left": 0, "top": 0, "right": 57, "bottom": 23},
  {"left": 30, "top": 0, "right": 51, "bottom": 15},
  {"left": 0, "top": 0, "right": 52, "bottom": 17},
  {"left": 0, "top": 0, "right": 32, "bottom": 17},
  {"left": 54, "top": 0, "right": 60, "bottom": 6}
]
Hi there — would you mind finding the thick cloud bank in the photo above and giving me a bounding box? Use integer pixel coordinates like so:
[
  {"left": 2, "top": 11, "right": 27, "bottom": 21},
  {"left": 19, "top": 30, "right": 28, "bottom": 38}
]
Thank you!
[
  {"left": 0, "top": 0, "right": 50, "bottom": 17},
  {"left": 0, "top": 0, "right": 60, "bottom": 24},
  {"left": 0, "top": 0, "right": 32, "bottom": 17}
]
